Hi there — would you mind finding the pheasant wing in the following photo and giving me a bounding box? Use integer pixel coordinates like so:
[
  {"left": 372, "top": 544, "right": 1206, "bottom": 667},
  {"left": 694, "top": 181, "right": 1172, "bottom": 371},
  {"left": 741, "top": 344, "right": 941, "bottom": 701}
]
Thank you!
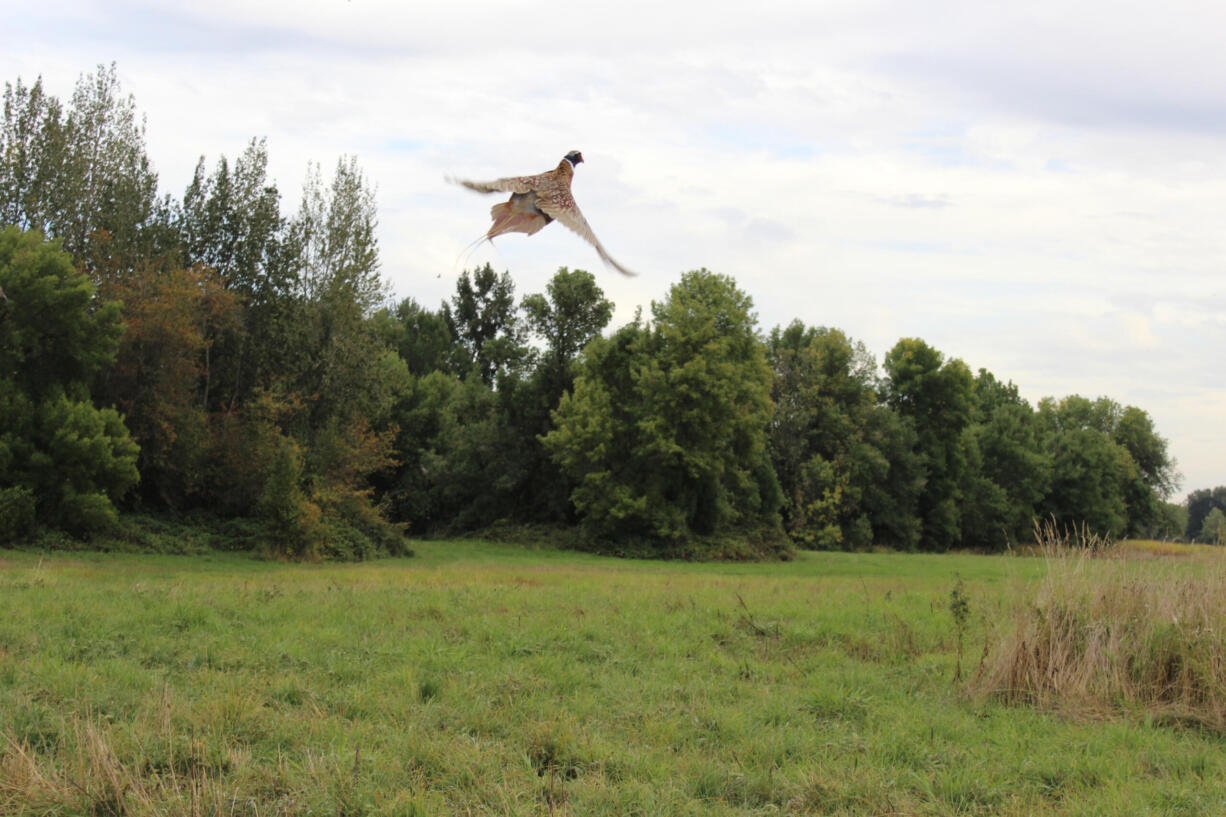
[
  {"left": 538, "top": 193, "right": 637, "bottom": 277},
  {"left": 450, "top": 175, "right": 532, "bottom": 194},
  {"left": 451, "top": 169, "right": 561, "bottom": 195}
]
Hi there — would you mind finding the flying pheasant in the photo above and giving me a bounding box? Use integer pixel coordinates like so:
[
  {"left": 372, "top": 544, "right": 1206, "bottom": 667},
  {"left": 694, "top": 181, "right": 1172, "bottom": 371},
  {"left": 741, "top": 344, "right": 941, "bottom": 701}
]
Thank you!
[{"left": 452, "top": 150, "right": 636, "bottom": 277}]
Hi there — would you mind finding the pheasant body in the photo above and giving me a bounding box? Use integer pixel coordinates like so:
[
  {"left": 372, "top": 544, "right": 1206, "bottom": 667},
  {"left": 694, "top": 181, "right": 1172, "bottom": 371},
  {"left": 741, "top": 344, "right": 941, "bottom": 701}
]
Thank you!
[{"left": 452, "top": 151, "right": 635, "bottom": 277}]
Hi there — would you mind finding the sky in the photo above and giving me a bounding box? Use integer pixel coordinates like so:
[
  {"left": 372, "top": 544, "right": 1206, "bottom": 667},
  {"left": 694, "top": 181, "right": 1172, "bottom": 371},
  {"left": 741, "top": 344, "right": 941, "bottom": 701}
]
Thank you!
[{"left": 5, "top": 0, "right": 1225, "bottom": 499}]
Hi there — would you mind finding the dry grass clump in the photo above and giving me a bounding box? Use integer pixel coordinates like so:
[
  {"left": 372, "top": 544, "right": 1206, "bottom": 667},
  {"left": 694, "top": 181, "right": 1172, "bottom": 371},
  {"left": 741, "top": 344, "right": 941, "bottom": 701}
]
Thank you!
[
  {"left": 0, "top": 717, "right": 256, "bottom": 817},
  {"left": 974, "top": 520, "right": 1226, "bottom": 730}
]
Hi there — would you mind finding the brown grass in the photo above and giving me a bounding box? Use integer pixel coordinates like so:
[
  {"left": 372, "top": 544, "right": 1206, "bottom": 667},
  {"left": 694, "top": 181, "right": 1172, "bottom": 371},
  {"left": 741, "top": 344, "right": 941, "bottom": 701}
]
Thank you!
[
  {"left": 973, "top": 520, "right": 1226, "bottom": 730},
  {"left": 0, "top": 717, "right": 250, "bottom": 817}
]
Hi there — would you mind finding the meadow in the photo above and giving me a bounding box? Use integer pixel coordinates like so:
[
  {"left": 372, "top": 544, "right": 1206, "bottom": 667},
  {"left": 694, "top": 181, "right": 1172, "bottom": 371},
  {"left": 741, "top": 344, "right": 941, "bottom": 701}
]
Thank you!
[{"left": 3, "top": 540, "right": 1226, "bottom": 816}]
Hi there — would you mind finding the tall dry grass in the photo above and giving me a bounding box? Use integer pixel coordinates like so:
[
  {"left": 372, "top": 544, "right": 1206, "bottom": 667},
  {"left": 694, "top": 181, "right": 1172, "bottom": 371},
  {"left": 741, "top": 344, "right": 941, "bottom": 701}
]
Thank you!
[
  {"left": 0, "top": 717, "right": 246, "bottom": 817},
  {"left": 973, "top": 520, "right": 1226, "bottom": 729}
]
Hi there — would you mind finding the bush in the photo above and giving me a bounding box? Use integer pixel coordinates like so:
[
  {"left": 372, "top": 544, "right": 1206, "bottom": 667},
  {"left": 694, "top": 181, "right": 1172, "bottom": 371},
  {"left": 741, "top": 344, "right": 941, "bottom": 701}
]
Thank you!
[
  {"left": 0, "top": 486, "right": 36, "bottom": 544},
  {"left": 258, "top": 436, "right": 323, "bottom": 559},
  {"left": 973, "top": 523, "right": 1226, "bottom": 729}
]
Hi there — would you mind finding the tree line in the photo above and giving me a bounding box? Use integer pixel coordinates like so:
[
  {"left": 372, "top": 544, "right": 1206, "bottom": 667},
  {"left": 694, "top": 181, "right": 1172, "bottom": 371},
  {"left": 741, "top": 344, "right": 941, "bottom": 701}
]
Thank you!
[{"left": 0, "top": 65, "right": 1202, "bottom": 559}]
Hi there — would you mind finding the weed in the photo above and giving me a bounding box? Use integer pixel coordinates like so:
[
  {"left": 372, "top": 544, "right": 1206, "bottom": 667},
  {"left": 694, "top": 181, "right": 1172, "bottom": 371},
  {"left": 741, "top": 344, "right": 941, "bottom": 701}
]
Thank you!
[{"left": 949, "top": 576, "right": 970, "bottom": 682}]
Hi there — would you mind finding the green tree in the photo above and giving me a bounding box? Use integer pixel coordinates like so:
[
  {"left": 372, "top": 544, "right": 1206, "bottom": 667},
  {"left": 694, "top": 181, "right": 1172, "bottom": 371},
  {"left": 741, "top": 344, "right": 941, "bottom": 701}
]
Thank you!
[
  {"left": 1, "top": 65, "right": 168, "bottom": 274},
  {"left": 958, "top": 370, "right": 1051, "bottom": 550},
  {"left": 1, "top": 76, "right": 64, "bottom": 236},
  {"left": 1202, "top": 507, "right": 1226, "bottom": 546},
  {"left": 1148, "top": 500, "right": 1188, "bottom": 541},
  {"left": 442, "top": 264, "right": 526, "bottom": 385},
  {"left": 1037, "top": 399, "right": 1129, "bottom": 539},
  {"left": 0, "top": 227, "right": 138, "bottom": 536},
  {"left": 178, "top": 138, "right": 291, "bottom": 408},
  {"left": 373, "top": 297, "right": 453, "bottom": 377},
  {"left": 1035, "top": 395, "right": 1175, "bottom": 539},
  {"left": 883, "top": 338, "right": 973, "bottom": 552},
  {"left": 766, "top": 321, "right": 883, "bottom": 549},
  {"left": 1187, "top": 487, "right": 1226, "bottom": 542},
  {"left": 521, "top": 267, "right": 614, "bottom": 395},
  {"left": 290, "top": 156, "right": 384, "bottom": 314},
  {"left": 375, "top": 370, "right": 458, "bottom": 531},
  {"left": 517, "top": 268, "right": 615, "bottom": 521},
  {"left": 860, "top": 405, "right": 924, "bottom": 550},
  {"left": 546, "top": 270, "right": 784, "bottom": 557}
]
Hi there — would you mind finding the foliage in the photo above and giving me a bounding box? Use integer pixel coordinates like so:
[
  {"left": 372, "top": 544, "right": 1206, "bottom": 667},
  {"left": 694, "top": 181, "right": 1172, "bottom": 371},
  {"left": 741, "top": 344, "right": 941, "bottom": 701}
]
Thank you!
[
  {"left": 1035, "top": 395, "right": 1174, "bottom": 540},
  {"left": 883, "top": 338, "right": 974, "bottom": 551},
  {"left": 1187, "top": 486, "right": 1226, "bottom": 543},
  {"left": 1203, "top": 507, "right": 1226, "bottom": 546},
  {"left": 958, "top": 371, "right": 1051, "bottom": 549},
  {"left": 1, "top": 65, "right": 167, "bottom": 272},
  {"left": 0, "top": 63, "right": 1194, "bottom": 560},
  {"left": 373, "top": 296, "right": 453, "bottom": 376},
  {"left": 767, "top": 322, "right": 886, "bottom": 550},
  {"left": 94, "top": 263, "right": 239, "bottom": 504},
  {"left": 0, "top": 227, "right": 138, "bottom": 536},
  {"left": 442, "top": 263, "right": 525, "bottom": 385},
  {"left": 546, "top": 270, "right": 785, "bottom": 557},
  {"left": 258, "top": 434, "right": 323, "bottom": 559},
  {"left": 0, "top": 486, "right": 36, "bottom": 543}
]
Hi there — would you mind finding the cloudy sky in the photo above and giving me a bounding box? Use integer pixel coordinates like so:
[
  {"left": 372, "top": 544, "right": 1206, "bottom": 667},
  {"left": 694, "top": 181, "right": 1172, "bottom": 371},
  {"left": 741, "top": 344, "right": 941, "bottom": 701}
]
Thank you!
[{"left": 6, "top": 0, "right": 1226, "bottom": 498}]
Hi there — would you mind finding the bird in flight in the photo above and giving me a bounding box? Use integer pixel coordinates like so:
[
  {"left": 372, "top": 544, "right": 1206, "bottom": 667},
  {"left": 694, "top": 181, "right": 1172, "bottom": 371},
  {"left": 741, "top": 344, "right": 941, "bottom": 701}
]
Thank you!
[{"left": 451, "top": 150, "right": 636, "bottom": 277}]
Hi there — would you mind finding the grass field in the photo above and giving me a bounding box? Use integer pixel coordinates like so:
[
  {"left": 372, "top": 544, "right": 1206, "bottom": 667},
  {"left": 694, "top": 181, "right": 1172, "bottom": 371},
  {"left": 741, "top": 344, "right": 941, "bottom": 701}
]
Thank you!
[{"left": 3, "top": 540, "right": 1226, "bottom": 816}]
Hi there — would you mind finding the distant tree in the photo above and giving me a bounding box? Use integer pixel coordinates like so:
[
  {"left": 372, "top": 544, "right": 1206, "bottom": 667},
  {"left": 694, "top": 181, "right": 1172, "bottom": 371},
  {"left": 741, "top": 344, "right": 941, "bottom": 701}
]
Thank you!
[
  {"left": 1203, "top": 507, "right": 1226, "bottom": 546},
  {"left": 766, "top": 321, "right": 882, "bottom": 549},
  {"left": 521, "top": 267, "right": 614, "bottom": 397},
  {"left": 94, "top": 263, "right": 239, "bottom": 505},
  {"left": 0, "top": 76, "right": 63, "bottom": 235},
  {"left": 178, "top": 138, "right": 290, "bottom": 407},
  {"left": 1035, "top": 395, "right": 1176, "bottom": 539},
  {"left": 546, "top": 270, "right": 784, "bottom": 556},
  {"left": 425, "top": 373, "right": 531, "bottom": 531},
  {"left": 1185, "top": 487, "right": 1226, "bottom": 543},
  {"left": 179, "top": 138, "right": 285, "bottom": 297},
  {"left": 442, "top": 264, "right": 526, "bottom": 385},
  {"left": 883, "top": 338, "right": 973, "bottom": 552},
  {"left": 373, "top": 297, "right": 453, "bottom": 377},
  {"left": 277, "top": 157, "right": 399, "bottom": 430},
  {"left": 1147, "top": 501, "right": 1188, "bottom": 541},
  {"left": 290, "top": 156, "right": 384, "bottom": 314},
  {"left": 1037, "top": 398, "right": 1131, "bottom": 539},
  {"left": 376, "top": 370, "right": 457, "bottom": 531},
  {"left": 0, "top": 227, "right": 138, "bottom": 536},
  {"left": 516, "top": 268, "right": 615, "bottom": 521},
  {"left": 0, "top": 65, "right": 168, "bottom": 274},
  {"left": 859, "top": 405, "right": 924, "bottom": 550},
  {"left": 958, "top": 370, "right": 1051, "bottom": 550}
]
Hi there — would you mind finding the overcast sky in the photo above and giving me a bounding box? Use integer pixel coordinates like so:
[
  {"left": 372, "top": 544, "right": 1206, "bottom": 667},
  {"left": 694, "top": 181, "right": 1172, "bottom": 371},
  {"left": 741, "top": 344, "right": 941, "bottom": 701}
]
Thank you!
[{"left": 6, "top": 0, "right": 1225, "bottom": 499}]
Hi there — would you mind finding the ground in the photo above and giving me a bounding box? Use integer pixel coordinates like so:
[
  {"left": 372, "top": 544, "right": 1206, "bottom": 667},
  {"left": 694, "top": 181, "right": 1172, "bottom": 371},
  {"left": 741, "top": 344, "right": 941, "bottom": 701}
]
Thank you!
[{"left": 1, "top": 540, "right": 1224, "bottom": 816}]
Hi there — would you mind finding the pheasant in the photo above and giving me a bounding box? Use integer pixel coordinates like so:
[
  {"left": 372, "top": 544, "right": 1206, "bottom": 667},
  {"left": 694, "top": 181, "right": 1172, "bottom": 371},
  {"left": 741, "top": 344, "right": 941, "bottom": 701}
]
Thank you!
[{"left": 452, "top": 150, "right": 636, "bottom": 277}]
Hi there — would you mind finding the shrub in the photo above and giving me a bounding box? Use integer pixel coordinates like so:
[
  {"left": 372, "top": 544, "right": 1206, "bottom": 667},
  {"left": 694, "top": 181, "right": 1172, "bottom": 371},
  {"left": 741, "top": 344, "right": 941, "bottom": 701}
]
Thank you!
[
  {"left": 0, "top": 486, "right": 36, "bottom": 544},
  {"left": 973, "top": 522, "right": 1226, "bottom": 729},
  {"left": 258, "top": 436, "right": 323, "bottom": 559}
]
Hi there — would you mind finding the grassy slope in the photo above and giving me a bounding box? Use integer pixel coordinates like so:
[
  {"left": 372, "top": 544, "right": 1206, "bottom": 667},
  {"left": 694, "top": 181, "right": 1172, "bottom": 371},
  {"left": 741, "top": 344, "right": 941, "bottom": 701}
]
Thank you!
[{"left": 1, "top": 543, "right": 1223, "bottom": 816}]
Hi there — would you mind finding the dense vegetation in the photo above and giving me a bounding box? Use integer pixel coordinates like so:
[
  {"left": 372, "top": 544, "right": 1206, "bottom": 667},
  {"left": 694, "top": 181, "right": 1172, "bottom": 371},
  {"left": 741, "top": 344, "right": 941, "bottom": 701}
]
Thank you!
[{"left": 0, "top": 65, "right": 1208, "bottom": 560}]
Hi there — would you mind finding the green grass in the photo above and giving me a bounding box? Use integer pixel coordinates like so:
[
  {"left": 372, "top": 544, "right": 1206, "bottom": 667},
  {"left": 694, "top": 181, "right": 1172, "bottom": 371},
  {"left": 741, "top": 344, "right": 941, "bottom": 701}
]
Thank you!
[{"left": 2, "top": 542, "right": 1225, "bottom": 816}]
